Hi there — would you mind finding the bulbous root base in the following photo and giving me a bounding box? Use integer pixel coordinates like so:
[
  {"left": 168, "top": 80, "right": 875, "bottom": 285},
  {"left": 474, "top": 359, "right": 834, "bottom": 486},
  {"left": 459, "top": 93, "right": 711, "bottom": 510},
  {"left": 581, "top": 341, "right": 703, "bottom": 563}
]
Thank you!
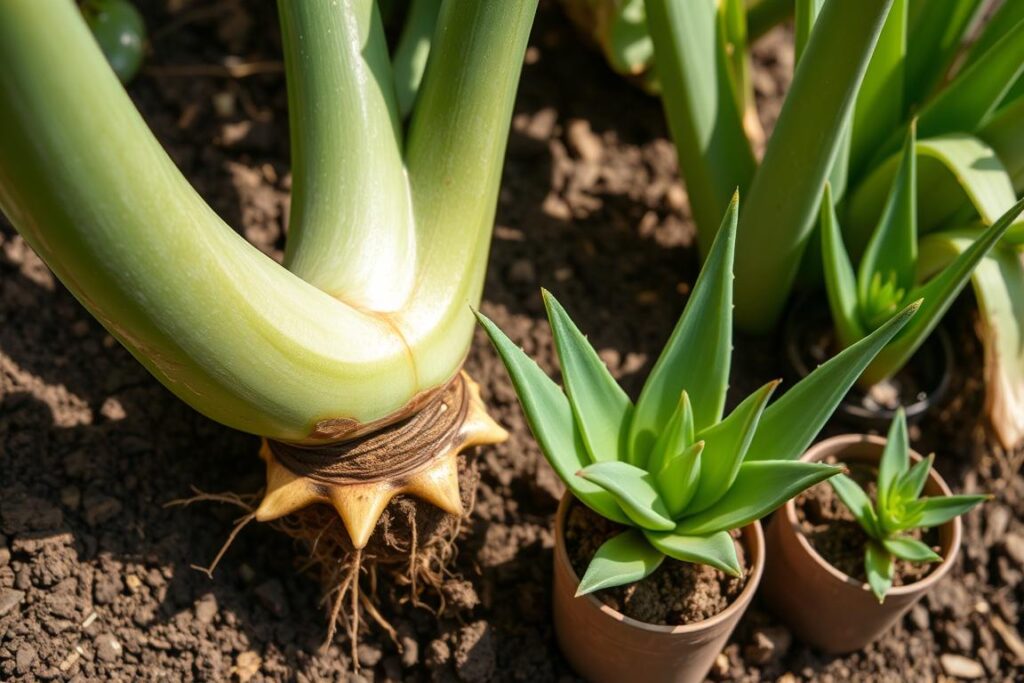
[{"left": 254, "top": 371, "right": 506, "bottom": 549}]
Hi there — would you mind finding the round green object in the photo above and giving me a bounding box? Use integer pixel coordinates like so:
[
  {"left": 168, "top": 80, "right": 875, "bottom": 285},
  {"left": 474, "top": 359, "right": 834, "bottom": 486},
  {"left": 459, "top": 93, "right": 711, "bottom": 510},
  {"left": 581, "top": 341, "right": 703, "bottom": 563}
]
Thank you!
[{"left": 81, "top": 0, "right": 145, "bottom": 83}]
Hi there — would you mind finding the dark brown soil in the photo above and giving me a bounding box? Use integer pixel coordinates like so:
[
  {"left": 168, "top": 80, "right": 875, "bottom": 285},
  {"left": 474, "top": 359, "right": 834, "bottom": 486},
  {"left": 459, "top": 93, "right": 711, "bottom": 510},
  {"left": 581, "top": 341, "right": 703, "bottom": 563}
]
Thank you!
[
  {"left": 0, "top": 1, "right": 1021, "bottom": 681},
  {"left": 564, "top": 501, "right": 747, "bottom": 625},
  {"left": 795, "top": 465, "right": 938, "bottom": 587}
]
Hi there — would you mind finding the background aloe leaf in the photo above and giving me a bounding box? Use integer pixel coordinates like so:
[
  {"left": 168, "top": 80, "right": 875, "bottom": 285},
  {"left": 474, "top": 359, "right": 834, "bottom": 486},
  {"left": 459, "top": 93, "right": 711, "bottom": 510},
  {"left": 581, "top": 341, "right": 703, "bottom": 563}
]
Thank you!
[
  {"left": 746, "top": 301, "right": 918, "bottom": 461},
  {"left": 861, "top": 198, "right": 1024, "bottom": 386},
  {"left": 645, "top": 0, "right": 754, "bottom": 253},
  {"left": 895, "top": 453, "right": 934, "bottom": 503},
  {"left": 675, "top": 461, "right": 841, "bottom": 536},
  {"left": 543, "top": 289, "right": 632, "bottom": 464},
  {"left": 830, "top": 473, "right": 882, "bottom": 538},
  {"left": 392, "top": 0, "right": 441, "bottom": 118},
  {"left": 918, "top": 232, "right": 1024, "bottom": 449},
  {"left": 820, "top": 184, "right": 867, "bottom": 348},
  {"left": 847, "top": 135, "right": 1023, "bottom": 249},
  {"left": 882, "top": 536, "right": 941, "bottom": 563},
  {"left": 578, "top": 461, "right": 676, "bottom": 531},
  {"left": 981, "top": 98, "right": 1024, "bottom": 195},
  {"left": 858, "top": 126, "right": 918, "bottom": 330},
  {"left": 865, "top": 540, "right": 895, "bottom": 601},
  {"left": 903, "top": 0, "right": 983, "bottom": 114},
  {"left": 909, "top": 494, "right": 988, "bottom": 528},
  {"left": 913, "top": 16, "right": 1024, "bottom": 142},
  {"left": 687, "top": 380, "right": 779, "bottom": 514},
  {"left": 643, "top": 528, "right": 740, "bottom": 576},
  {"left": 576, "top": 529, "right": 665, "bottom": 596},
  {"left": 747, "top": 0, "right": 794, "bottom": 41},
  {"left": 876, "top": 409, "right": 910, "bottom": 512},
  {"left": 646, "top": 391, "right": 694, "bottom": 473},
  {"left": 732, "top": 0, "right": 894, "bottom": 332},
  {"left": 629, "top": 196, "right": 737, "bottom": 460},
  {"left": 655, "top": 440, "right": 703, "bottom": 518},
  {"left": 475, "top": 311, "right": 630, "bottom": 524},
  {"left": 849, "top": 0, "right": 906, "bottom": 180}
]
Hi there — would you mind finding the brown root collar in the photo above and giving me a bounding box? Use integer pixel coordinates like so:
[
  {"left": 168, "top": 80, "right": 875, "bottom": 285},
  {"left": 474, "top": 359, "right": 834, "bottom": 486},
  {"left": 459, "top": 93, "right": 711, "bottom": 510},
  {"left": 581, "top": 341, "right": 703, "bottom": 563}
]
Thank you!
[{"left": 254, "top": 371, "right": 506, "bottom": 549}]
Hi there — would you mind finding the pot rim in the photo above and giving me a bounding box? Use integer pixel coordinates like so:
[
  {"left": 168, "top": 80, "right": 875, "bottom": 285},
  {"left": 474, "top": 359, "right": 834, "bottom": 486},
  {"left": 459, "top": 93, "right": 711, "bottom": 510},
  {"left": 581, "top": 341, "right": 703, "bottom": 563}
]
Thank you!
[
  {"left": 783, "top": 433, "right": 963, "bottom": 597},
  {"left": 783, "top": 295, "right": 954, "bottom": 421},
  {"left": 553, "top": 492, "right": 765, "bottom": 635}
]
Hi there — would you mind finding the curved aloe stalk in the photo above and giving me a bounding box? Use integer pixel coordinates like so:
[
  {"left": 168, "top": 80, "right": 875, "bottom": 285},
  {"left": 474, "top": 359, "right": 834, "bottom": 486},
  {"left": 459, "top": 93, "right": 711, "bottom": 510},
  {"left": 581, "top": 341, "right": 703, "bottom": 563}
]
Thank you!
[{"left": 0, "top": 0, "right": 536, "bottom": 547}]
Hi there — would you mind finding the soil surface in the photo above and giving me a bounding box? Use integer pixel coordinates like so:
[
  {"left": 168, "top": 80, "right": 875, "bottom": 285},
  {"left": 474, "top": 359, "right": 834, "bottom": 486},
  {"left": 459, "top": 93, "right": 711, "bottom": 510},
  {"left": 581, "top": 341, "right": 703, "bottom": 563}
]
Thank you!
[
  {"left": 795, "top": 467, "right": 938, "bottom": 587},
  {"left": 1, "top": 1, "right": 1022, "bottom": 681},
  {"left": 564, "top": 502, "right": 747, "bottom": 625}
]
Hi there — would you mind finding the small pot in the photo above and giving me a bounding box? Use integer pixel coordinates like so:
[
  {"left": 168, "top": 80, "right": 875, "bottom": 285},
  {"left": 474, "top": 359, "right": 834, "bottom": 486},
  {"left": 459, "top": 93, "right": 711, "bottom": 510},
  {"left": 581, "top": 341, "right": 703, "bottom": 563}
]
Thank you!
[
  {"left": 761, "top": 434, "right": 962, "bottom": 654},
  {"left": 783, "top": 294, "right": 954, "bottom": 430},
  {"left": 552, "top": 494, "right": 765, "bottom": 683}
]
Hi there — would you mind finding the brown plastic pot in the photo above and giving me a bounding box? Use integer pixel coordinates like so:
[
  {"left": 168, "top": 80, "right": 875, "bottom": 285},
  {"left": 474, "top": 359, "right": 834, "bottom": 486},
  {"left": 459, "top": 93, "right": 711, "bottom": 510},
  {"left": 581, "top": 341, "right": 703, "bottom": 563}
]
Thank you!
[
  {"left": 761, "top": 434, "right": 962, "bottom": 654},
  {"left": 552, "top": 493, "right": 765, "bottom": 683}
]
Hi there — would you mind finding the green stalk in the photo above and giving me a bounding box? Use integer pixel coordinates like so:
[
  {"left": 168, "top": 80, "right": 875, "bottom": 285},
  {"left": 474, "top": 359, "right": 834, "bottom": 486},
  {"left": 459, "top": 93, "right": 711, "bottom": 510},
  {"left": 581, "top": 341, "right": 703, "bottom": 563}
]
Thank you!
[
  {"left": 645, "top": 0, "right": 755, "bottom": 254},
  {"left": 0, "top": 0, "right": 536, "bottom": 444},
  {"left": 279, "top": 1, "right": 415, "bottom": 310},
  {"left": 733, "top": 0, "right": 893, "bottom": 332},
  {"left": 392, "top": 0, "right": 442, "bottom": 119},
  {"left": 400, "top": 0, "right": 539, "bottom": 390}
]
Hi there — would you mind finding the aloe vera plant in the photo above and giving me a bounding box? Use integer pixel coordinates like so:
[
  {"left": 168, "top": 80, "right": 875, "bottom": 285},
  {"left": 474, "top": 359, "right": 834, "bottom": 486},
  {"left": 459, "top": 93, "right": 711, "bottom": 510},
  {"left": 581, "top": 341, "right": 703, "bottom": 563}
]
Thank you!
[
  {"left": 830, "top": 409, "right": 987, "bottom": 602},
  {"left": 477, "top": 197, "right": 920, "bottom": 594},
  {"left": 0, "top": 0, "right": 536, "bottom": 550},
  {"left": 820, "top": 126, "right": 1024, "bottom": 387}
]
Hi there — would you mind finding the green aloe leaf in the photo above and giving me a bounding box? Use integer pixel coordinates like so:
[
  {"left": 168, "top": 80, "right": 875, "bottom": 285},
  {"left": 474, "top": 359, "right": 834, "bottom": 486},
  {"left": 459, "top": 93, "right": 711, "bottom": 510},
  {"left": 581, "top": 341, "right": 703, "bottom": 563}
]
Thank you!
[
  {"left": 655, "top": 440, "right": 704, "bottom": 518},
  {"left": 895, "top": 453, "right": 934, "bottom": 504},
  {"left": 882, "top": 536, "right": 942, "bottom": 563},
  {"left": 830, "top": 473, "right": 882, "bottom": 539},
  {"left": 647, "top": 391, "right": 695, "bottom": 473},
  {"left": 820, "top": 183, "right": 867, "bottom": 349},
  {"left": 877, "top": 408, "right": 910, "bottom": 516},
  {"left": 918, "top": 231, "right": 1024, "bottom": 449},
  {"left": 675, "top": 461, "right": 842, "bottom": 536},
  {"left": 907, "top": 494, "right": 989, "bottom": 528},
  {"left": 865, "top": 540, "right": 895, "bottom": 602},
  {"left": 543, "top": 289, "right": 632, "bottom": 464},
  {"left": 732, "top": 0, "right": 895, "bottom": 332},
  {"left": 858, "top": 124, "right": 918, "bottom": 331},
  {"left": 960, "top": 0, "right": 1024, "bottom": 74},
  {"left": 687, "top": 380, "right": 780, "bottom": 514},
  {"left": 904, "top": 0, "right": 982, "bottom": 113},
  {"left": 747, "top": 301, "right": 919, "bottom": 462},
  {"left": 576, "top": 529, "right": 665, "bottom": 596},
  {"left": 914, "top": 15, "right": 1024, "bottom": 141},
  {"left": 630, "top": 195, "right": 737, "bottom": 459},
  {"left": 850, "top": 0, "right": 906, "bottom": 178},
  {"left": 578, "top": 462, "right": 676, "bottom": 531},
  {"left": 643, "top": 528, "right": 741, "bottom": 577},
  {"left": 475, "top": 311, "right": 629, "bottom": 524},
  {"left": 861, "top": 197, "right": 1024, "bottom": 386},
  {"left": 645, "top": 0, "right": 753, "bottom": 253},
  {"left": 980, "top": 98, "right": 1024, "bottom": 195}
]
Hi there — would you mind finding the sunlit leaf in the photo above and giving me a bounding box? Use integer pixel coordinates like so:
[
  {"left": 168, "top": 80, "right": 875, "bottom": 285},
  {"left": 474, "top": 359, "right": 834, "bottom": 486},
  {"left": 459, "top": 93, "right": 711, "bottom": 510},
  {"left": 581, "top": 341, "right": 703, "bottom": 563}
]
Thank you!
[
  {"left": 820, "top": 183, "right": 867, "bottom": 348},
  {"left": 646, "top": 390, "right": 694, "bottom": 473},
  {"left": 830, "top": 473, "right": 882, "bottom": 539},
  {"left": 655, "top": 440, "right": 704, "bottom": 518},
  {"left": 876, "top": 407, "right": 910, "bottom": 516},
  {"left": 543, "top": 289, "right": 632, "bottom": 464},
  {"left": 882, "top": 536, "right": 941, "bottom": 563},
  {"left": 675, "top": 460, "right": 842, "bottom": 535},
  {"left": 576, "top": 529, "right": 664, "bottom": 596},
  {"left": 865, "top": 540, "right": 894, "bottom": 602},
  {"left": 894, "top": 453, "right": 934, "bottom": 503},
  {"left": 907, "top": 494, "right": 988, "bottom": 528},
  {"left": 644, "top": 528, "right": 741, "bottom": 576},
  {"left": 475, "top": 310, "right": 630, "bottom": 524},
  {"left": 578, "top": 461, "right": 676, "bottom": 531},
  {"left": 687, "top": 380, "right": 779, "bottom": 513}
]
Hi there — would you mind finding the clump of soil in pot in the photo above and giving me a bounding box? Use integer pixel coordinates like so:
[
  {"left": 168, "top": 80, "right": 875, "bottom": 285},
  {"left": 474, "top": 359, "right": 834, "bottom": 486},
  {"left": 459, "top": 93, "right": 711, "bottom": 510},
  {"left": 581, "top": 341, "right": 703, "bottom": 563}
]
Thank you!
[
  {"left": 564, "top": 502, "right": 748, "bottom": 626},
  {"left": 794, "top": 463, "right": 939, "bottom": 586}
]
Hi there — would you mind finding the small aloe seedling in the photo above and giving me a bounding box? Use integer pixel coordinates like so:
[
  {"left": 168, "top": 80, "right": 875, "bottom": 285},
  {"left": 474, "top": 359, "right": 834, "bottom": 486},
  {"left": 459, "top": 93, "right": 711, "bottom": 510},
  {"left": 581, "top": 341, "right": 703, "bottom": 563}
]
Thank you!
[
  {"left": 820, "top": 123, "right": 1024, "bottom": 387},
  {"left": 477, "top": 196, "right": 920, "bottom": 595},
  {"left": 829, "top": 409, "right": 988, "bottom": 602}
]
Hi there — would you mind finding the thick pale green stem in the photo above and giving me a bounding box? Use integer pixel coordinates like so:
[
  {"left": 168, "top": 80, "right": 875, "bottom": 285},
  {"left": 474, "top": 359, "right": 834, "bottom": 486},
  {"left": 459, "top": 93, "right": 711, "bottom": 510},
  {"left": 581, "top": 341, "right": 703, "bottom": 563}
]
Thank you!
[
  {"left": 279, "top": 0, "right": 415, "bottom": 310},
  {"left": 0, "top": 0, "right": 421, "bottom": 442},
  {"left": 393, "top": 0, "right": 441, "bottom": 119},
  {"left": 733, "top": 0, "right": 893, "bottom": 333},
  {"left": 399, "top": 0, "right": 539, "bottom": 391}
]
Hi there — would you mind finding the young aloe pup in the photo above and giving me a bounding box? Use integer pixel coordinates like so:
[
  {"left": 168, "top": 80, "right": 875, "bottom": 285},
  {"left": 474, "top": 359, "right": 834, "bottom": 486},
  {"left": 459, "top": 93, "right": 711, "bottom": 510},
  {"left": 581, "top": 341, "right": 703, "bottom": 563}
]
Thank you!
[
  {"left": 762, "top": 408, "right": 986, "bottom": 653},
  {"left": 476, "top": 196, "right": 920, "bottom": 683}
]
